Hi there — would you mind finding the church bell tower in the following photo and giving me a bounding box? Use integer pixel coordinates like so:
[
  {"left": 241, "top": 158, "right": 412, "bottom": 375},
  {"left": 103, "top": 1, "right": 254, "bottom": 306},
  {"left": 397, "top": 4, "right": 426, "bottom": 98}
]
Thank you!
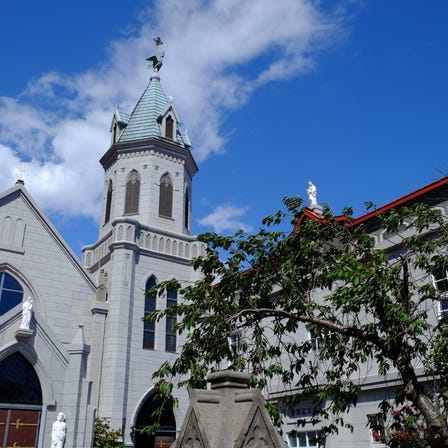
[{"left": 82, "top": 38, "right": 204, "bottom": 446}]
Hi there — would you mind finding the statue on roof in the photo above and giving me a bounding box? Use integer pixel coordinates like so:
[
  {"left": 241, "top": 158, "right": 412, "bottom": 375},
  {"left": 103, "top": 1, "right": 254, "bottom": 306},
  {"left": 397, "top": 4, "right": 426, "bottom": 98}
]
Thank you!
[
  {"left": 146, "top": 35, "right": 165, "bottom": 73},
  {"left": 307, "top": 181, "right": 318, "bottom": 207}
]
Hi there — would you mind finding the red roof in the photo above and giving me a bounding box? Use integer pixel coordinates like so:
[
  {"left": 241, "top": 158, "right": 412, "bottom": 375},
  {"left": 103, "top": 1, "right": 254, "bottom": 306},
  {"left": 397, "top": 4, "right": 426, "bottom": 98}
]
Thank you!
[
  {"left": 352, "top": 176, "right": 448, "bottom": 225},
  {"left": 294, "top": 176, "right": 448, "bottom": 232}
]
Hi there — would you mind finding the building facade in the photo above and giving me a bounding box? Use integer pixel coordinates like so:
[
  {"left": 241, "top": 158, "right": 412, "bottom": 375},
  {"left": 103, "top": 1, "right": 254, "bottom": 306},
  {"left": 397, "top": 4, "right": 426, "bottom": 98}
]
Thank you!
[
  {"left": 0, "top": 70, "right": 204, "bottom": 447},
  {"left": 0, "top": 59, "right": 447, "bottom": 447},
  {"left": 274, "top": 178, "right": 448, "bottom": 448}
]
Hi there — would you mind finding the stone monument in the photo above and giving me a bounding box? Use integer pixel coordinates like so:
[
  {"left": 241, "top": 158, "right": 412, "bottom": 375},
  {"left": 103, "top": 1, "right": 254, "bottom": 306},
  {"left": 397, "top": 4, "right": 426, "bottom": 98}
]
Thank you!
[{"left": 172, "top": 370, "right": 285, "bottom": 448}]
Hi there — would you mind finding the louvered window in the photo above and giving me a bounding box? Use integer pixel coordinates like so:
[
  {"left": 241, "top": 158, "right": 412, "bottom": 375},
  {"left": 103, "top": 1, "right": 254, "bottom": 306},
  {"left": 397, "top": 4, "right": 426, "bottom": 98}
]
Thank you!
[
  {"left": 165, "top": 116, "right": 174, "bottom": 139},
  {"left": 124, "top": 171, "right": 140, "bottom": 215},
  {"left": 143, "top": 276, "right": 156, "bottom": 349},
  {"left": 159, "top": 174, "right": 173, "bottom": 218},
  {"left": 104, "top": 180, "right": 113, "bottom": 224}
]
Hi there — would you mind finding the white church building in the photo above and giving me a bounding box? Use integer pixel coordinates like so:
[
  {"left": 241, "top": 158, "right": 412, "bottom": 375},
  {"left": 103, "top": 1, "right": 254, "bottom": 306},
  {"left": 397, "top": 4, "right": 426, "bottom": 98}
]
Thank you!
[
  {"left": 0, "top": 66, "right": 205, "bottom": 447},
  {"left": 1, "top": 45, "right": 448, "bottom": 447}
]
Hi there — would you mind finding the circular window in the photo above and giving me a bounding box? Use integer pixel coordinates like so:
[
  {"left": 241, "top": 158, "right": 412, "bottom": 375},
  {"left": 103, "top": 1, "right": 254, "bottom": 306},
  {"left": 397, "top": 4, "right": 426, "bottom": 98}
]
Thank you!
[{"left": 0, "top": 272, "right": 24, "bottom": 316}]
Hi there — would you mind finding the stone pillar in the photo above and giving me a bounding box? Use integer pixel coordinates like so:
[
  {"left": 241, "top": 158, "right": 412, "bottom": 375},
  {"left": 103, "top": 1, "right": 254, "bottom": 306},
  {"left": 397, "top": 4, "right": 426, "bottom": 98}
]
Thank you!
[{"left": 62, "top": 324, "right": 92, "bottom": 448}]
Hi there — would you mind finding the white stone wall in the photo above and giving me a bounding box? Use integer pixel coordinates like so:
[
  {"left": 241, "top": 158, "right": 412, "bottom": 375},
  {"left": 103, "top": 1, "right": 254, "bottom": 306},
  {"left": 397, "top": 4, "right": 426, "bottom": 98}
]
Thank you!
[
  {"left": 99, "top": 148, "right": 193, "bottom": 241},
  {"left": 0, "top": 186, "right": 97, "bottom": 448}
]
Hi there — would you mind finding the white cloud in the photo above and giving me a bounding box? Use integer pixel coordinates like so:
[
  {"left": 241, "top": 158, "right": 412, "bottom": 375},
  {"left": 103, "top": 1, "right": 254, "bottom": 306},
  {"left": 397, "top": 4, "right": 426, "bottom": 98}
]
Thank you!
[
  {"left": 197, "top": 204, "right": 251, "bottom": 233},
  {"left": 0, "top": 0, "right": 344, "bottom": 220}
]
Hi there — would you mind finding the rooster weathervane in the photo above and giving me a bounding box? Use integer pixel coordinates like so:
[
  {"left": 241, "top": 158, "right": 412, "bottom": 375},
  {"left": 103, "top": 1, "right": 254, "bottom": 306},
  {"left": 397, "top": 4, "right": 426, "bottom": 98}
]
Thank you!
[{"left": 146, "top": 35, "right": 165, "bottom": 73}]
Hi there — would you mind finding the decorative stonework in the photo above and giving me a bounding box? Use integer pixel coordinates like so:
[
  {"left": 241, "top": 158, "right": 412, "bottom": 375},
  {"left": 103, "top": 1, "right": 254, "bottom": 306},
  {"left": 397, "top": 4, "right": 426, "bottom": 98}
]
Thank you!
[
  {"left": 178, "top": 410, "right": 207, "bottom": 448},
  {"left": 173, "top": 370, "right": 285, "bottom": 448}
]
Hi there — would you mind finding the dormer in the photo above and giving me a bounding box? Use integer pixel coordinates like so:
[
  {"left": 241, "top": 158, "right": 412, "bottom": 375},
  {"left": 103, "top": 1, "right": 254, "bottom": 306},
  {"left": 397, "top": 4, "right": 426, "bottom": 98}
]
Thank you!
[
  {"left": 158, "top": 103, "right": 180, "bottom": 142},
  {"left": 109, "top": 107, "right": 130, "bottom": 144}
]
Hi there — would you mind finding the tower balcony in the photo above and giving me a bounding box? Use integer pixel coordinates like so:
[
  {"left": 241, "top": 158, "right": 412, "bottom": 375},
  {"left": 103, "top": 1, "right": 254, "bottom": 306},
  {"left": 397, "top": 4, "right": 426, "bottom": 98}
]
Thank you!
[{"left": 82, "top": 218, "right": 206, "bottom": 272}]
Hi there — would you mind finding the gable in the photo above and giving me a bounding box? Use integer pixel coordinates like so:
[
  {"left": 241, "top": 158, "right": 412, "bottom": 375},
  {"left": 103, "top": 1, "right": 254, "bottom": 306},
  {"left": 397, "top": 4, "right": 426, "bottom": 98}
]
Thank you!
[
  {"left": 174, "top": 408, "right": 210, "bottom": 448},
  {"left": 0, "top": 185, "right": 96, "bottom": 339},
  {"left": 235, "top": 406, "right": 285, "bottom": 448}
]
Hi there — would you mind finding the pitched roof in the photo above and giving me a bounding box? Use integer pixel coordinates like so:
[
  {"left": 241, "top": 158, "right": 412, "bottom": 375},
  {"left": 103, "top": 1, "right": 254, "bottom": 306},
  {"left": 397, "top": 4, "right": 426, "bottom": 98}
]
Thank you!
[
  {"left": 118, "top": 75, "right": 190, "bottom": 148},
  {"left": 352, "top": 176, "right": 448, "bottom": 225}
]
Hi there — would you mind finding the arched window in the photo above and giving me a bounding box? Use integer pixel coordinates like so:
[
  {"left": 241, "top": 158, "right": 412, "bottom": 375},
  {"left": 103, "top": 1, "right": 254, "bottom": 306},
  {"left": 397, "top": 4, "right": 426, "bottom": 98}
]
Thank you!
[
  {"left": 0, "top": 352, "right": 42, "bottom": 405},
  {"left": 184, "top": 187, "right": 190, "bottom": 230},
  {"left": 166, "top": 288, "right": 177, "bottom": 352},
  {"left": 0, "top": 272, "right": 23, "bottom": 316},
  {"left": 165, "top": 116, "right": 174, "bottom": 139},
  {"left": 104, "top": 180, "right": 113, "bottom": 224},
  {"left": 159, "top": 173, "right": 173, "bottom": 218},
  {"left": 143, "top": 277, "right": 156, "bottom": 349},
  {"left": 124, "top": 171, "right": 140, "bottom": 215}
]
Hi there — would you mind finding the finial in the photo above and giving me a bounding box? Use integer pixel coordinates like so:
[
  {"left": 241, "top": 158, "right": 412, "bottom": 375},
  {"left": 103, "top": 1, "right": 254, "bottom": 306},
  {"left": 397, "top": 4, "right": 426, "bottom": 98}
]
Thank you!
[{"left": 146, "top": 35, "right": 165, "bottom": 73}]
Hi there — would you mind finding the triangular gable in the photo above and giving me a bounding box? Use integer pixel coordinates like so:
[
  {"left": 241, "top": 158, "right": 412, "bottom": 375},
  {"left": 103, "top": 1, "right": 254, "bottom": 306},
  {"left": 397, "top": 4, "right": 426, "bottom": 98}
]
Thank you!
[
  {"left": 234, "top": 398, "right": 285, "bottom": 448},
  {"left": 109, "top": 106, "right": 130, "bottom": 132},
  {"left": 0, "top": 184, "right": 96, "bottom": 291},
  {"left": 158, "top": 102, "right": 180, "bottom": 124},
  {"left": 173, "top": 407, "right": 211, "bottom": 448}
]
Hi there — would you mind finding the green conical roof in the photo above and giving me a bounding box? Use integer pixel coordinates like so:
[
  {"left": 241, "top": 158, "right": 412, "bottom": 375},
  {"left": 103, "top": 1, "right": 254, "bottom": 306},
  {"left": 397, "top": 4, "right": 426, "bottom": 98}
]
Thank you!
[{"left": 118, "top": 75, "right": 190, "bottom": 148}]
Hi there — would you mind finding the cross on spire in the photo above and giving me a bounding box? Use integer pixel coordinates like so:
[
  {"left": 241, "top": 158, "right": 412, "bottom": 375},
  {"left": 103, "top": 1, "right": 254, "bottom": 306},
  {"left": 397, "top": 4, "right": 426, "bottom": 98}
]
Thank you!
[{"left": 16, "top": 163, "right": 27, "bottom": 185}]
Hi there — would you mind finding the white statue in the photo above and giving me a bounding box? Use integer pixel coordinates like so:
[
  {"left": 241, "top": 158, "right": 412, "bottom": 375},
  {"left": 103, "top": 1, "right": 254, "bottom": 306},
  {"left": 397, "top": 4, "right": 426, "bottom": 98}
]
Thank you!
[
  {"left": 20, "top": 297, "right": 33, "bottom": 330},
  {"left": 51, "top": 412, "right": 67, "bottom": 448},
  {"left": 307, "top": 181, "right": 318, "bottom": 207}
]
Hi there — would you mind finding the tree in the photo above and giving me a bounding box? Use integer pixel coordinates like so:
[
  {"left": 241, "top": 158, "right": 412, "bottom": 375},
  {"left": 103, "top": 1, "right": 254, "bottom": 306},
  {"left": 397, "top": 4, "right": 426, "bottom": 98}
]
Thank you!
[
  {"left": 93, "top": 417, "right": 125, "bottom": 448},
  {"left": 148, "top": 197, "right": 448, "bottom": 448}
]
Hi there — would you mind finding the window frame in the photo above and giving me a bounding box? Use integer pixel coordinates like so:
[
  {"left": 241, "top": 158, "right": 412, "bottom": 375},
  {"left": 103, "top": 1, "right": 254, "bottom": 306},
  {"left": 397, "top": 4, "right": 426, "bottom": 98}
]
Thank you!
[
  {"left": 184, "top": 187, "right": 190, "bottom": 231},
  {"left": 104, "top": 179, "right": 113, "bottom": 224},
  {"left": 165, "top": 115, "right": 174, "bottom": 139},
  {"left": 143, "top": 276, "right": 157, "bottom": 350},
  {"left": 165, "top": 288, "right": 177, "bottom": 352},
  {"left": 124, "top": 170, "right": 141, "bottom": 215},
  {"left": 431, "top": 267, "right": 448, "bottom": 322},
  {"left": 288, "top": 431, "right": 323, "bottom": 448},
  {"left": 0, "top": 272, "right": 24, "bottom": 316},
  {"left": 159, "top": 173, "right": 173, "bottom": 219},
  {"left": 367, "top": 413, "right": 386, "bottom": 446}
]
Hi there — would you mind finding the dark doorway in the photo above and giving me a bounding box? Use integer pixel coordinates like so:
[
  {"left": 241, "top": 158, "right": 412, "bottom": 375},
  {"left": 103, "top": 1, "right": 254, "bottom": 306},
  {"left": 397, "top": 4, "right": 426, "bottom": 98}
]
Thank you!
[{"left": 134, "top": 392, "right": 176, "bottom": 448}]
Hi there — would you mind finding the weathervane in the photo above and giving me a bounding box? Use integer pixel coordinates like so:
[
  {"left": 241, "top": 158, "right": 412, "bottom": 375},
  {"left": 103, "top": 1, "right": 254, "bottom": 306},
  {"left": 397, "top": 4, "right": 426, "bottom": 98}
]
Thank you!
[{"left": 146, "top": 35, "right": 165, "bottom": 73}]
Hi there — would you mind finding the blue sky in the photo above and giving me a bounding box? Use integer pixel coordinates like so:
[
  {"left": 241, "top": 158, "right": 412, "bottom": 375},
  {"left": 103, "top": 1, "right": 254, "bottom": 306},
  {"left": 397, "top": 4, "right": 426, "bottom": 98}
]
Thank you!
[{"left": 1, "top": 1, "right": 448, "bottom": 258}]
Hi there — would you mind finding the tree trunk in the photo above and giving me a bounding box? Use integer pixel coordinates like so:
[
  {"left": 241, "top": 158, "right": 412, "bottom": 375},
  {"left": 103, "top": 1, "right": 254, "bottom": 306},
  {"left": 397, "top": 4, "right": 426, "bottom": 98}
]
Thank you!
[{"left": 397, "top": 357, "right": 448, "bottom": 447}]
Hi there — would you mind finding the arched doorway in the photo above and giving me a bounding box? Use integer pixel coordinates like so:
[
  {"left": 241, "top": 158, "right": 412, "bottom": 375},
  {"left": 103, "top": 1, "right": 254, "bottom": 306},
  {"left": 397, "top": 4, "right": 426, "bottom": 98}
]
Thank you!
[
  {"left": 0, "top": 352, "right": 42, "bottom": 448},
  {"left": 133, "top": 392, "right": 176, "bottom": 448}
]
